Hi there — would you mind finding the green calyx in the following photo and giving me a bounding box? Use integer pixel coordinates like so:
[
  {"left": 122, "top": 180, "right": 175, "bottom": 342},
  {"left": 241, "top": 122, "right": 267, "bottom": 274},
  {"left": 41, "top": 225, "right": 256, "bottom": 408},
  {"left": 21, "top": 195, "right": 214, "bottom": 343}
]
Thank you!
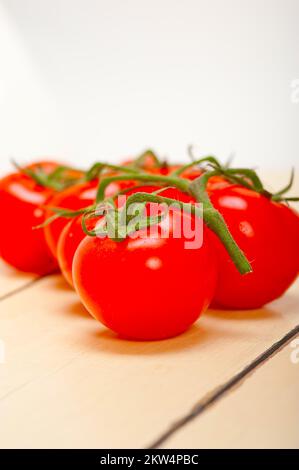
[
  {"left": 192, "top": 161, "right": 298, "bottom": 203},
  {"left": 132, "top": 149, "right": 162, "bottom": 169},
  {"left": 81, "top": 198, "right": 165, "bottom": 242},
  {"left": 12, "top": 160, "right": 83, "bottom": 192},
  {"left": 84, "top": 149, "right": 163, "bottom": 181}
]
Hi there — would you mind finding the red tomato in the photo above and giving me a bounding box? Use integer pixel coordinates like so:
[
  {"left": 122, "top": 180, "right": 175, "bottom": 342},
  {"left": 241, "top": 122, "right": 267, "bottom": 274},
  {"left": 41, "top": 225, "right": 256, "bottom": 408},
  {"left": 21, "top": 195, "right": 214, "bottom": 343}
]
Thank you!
[
  {"left": 44, "top": 179, "right": 98, "bottom": 258},
  {"left": 73, "top": 209, "right": 218, "bottom": 340},
  {"left": 56, "top": 185, "right": 161, "bottom": 286},
  {"left": 57, "top": 215, "right": 89, "bottom": 287},
  {"left": 0, "top": 162, "right": 59, "bottom": 274},
  {"left": 57, "top": 184, "right": 194, "bottom": 287},
  {"left": 209, "top": 185, "right": 299, "bottom": 309}
]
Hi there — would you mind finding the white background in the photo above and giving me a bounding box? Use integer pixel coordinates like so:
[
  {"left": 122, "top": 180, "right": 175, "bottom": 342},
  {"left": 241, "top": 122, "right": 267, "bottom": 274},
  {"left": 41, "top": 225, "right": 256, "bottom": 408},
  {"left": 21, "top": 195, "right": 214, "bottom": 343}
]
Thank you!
[{"left": 0, "top": 0, "right": 298, "bottom": 174}]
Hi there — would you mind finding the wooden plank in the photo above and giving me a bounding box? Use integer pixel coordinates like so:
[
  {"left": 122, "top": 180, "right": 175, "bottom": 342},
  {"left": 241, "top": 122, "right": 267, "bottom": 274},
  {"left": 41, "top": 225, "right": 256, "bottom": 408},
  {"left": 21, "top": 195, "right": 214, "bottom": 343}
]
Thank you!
[
  {"left": 162, "top": 341, "right": 299, "bottom": 449},
  {"left": 0, "top": 274, "right": 298, "bottom": 448},
  {"left": 0, "top": 260, "right": 36, "bottom": 299}
]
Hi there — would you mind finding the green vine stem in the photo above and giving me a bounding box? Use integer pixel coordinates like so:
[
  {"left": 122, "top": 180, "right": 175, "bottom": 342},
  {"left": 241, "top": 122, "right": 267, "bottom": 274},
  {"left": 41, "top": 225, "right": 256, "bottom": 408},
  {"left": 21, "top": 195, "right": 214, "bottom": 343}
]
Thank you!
[
  {"left": 85, "top": 162, "right": 141, "bottom": 181},
  {"left": 171, "top": 156, "right": 222, "bottom": 176},
  {"left": 207, "top": 165, "right": 299, "bottom": 202},
  {"left": 12, "top": 160, "right": 84, "bottom": 191},
  {"left": 189, "top": 171, "right": 252, "bottom": 275},
  {"left": 124, "top": 192, "right": 198, "bottom": 216},
  {"left": 34, "top": 205, "right": 96, "bottom": 230},
  {"left": 271, "top": 169, "right": 299, "bottom": 201},
  {"left": 38, "top": 164, "right": 252, "bottom": 274},
  {"left": 133, "top": 149, "right": 162, "bottom": 168},
  {"left": 121, "top": 184, "right": 252, "bottom": 275},
  {"left": 36, "top": 155, "right": 297, "bottom": 274},
  {"left": 220, "top": 168, "right": 266, "bottom": 193},
  {"left": 85, "top": 150, "right": 162, "bottom": 181},
  {"left": 273, "top": 169, "right": 294, "bottom": 197},
  {"left": 95, "top": 172, "right": 190, "bottom": 202}
]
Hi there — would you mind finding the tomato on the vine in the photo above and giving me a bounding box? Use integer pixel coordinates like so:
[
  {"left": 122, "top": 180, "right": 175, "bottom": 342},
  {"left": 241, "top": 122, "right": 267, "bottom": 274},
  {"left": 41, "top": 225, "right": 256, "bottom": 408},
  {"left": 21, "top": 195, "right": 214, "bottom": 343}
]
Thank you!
[
  {"left": 209, "top": 184, "right": 299, "bottom": 309},
  {"left": 0, "top": 161, "right": 60, "bottom": 274},
  {"left": 44, "top": 174, "right": 145, "bottom": 259},
  {"left": 73, "top": 208, "right": 218, "bottom": 340}
]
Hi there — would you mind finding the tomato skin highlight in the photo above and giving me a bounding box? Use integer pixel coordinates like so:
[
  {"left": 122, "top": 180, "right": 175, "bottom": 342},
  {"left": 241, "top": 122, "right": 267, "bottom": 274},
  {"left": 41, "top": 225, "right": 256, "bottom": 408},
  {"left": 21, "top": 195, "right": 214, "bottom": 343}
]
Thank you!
[
  {"left": 73, "top": 210, "right": 218, "bottom": 340},
  {"left": 209, "top": 185, "right": 299, "bottom": 309},
  {"left": 0, "top": 166, "right": 58, "bottom": 274}
]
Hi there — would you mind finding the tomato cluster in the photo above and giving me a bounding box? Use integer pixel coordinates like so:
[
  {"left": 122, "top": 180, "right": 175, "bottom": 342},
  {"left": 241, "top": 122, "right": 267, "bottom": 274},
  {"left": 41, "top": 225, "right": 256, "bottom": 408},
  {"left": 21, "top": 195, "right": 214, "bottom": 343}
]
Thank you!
[{"left": 0, "top": 152, "right": 298, "bottom": 340}]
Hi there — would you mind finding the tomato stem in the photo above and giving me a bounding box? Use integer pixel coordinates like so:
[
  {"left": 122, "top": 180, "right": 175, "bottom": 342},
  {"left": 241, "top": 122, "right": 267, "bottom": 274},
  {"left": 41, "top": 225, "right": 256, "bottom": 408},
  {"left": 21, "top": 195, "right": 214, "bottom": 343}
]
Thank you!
[
  {"left": 119, "top": 187, "right": 252, "bottom": 275},
  {"left": 85, "top": 166, "right": 253, "bottom": 274},
  {"left": 95, "top": 173, "right": 190, "bottom": 202},
  {"left": 170, "top": 156, "right": 221, "bottom": 176},
  {"left": 133, "top": 149, "right": 162, "bottom": 168},
  {"left": 85, "top": 162, "right": 140, "bottom": 181},
  {"left": 189, "top": 171, "right": 252, "bottom": 275},
  {"left": 11, "top": 160, "right": 83, "bottom": 191}
]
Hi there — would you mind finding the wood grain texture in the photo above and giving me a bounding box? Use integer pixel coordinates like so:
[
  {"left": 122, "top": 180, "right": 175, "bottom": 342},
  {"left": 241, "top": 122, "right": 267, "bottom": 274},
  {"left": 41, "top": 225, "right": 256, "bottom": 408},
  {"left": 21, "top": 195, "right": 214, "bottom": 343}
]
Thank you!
[
  {"left": 0, "top": 274, "right": 298, "bottom": 448},
  {"left": 163, "top": 342, "right": 299, "bottom": 449}
]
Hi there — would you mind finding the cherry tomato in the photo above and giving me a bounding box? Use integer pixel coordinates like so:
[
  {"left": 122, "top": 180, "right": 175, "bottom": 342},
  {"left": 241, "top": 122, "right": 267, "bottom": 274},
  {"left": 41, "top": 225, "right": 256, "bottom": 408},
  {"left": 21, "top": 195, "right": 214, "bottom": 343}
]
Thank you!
[
  {"left": 44, "top": 179, "right": 98, "bottom": 258},
  {"left": 209, "top": 185, "right": 299, "bottom": 309},
  {"left": 57, "top": 184, "right": 194, "bottom": 287},
  {"left": 56, "top": 185, "right": 159, "bottom": 287},
  {"left": 73, "top": 209, "right": 218, "bottom": 340},
  {"left": 57, "top": 215, "right": 90, "bottom": 287},
  {"left": 0, "top": 162, "right": 59, "bottom": 274}
]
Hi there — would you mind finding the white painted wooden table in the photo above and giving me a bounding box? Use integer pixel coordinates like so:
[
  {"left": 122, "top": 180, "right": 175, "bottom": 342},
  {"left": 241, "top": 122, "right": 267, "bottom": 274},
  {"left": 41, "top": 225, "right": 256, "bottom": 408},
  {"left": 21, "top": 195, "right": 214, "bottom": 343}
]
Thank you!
[{"left": 0, "top": 172, "right": 298, "bottom": 449}]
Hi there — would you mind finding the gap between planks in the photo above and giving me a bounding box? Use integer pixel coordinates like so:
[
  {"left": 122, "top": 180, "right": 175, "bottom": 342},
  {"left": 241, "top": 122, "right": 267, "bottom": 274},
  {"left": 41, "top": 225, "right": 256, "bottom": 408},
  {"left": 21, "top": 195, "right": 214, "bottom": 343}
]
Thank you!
[
  {"left": 148, "top": 324, "right": 299, "bottom": 449},
  {"left": 0, "top": 273, "right": 54, "bottom": 303}
]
